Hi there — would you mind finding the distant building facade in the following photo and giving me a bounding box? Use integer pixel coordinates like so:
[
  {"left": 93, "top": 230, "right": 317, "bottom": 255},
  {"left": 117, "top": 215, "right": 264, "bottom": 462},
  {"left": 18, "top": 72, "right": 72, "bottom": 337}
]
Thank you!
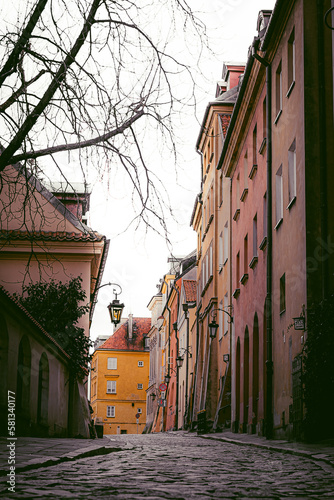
[{"left": 91, "top": 315, "right": 150, "bottom": 435}]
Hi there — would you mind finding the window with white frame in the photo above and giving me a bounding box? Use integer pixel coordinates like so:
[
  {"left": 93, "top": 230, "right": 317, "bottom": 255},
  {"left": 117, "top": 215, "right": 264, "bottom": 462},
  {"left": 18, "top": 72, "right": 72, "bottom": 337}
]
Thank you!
[
  {"left": 107, "top": 357, "right": 117, "bottom": 370},
  {"left": 288, "top": 139, "right": 296, "bottom": 204},
  {"left": 107, "top": 406, "right": 115, "bottom": 418},
  {"left": 137, "top": 408, "right": 142, "bottom": 414},
  {"left": 275, "top": 165, "right": 283, "bottom": 224},
  {"left": 107, "top": 380, "right": 116, "bottom": 393},
  {"left": 137, "top": 383, "right": 143, "bottom": 390},
  {"left": 138, "top": 361, "right": 144, "bottom": 367}
]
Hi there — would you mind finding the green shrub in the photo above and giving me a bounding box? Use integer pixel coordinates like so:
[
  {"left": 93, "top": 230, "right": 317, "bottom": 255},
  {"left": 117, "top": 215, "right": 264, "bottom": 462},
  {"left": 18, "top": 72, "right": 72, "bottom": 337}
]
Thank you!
[{"left": 14, "top": 277, "right": 92, "bottom": 379}]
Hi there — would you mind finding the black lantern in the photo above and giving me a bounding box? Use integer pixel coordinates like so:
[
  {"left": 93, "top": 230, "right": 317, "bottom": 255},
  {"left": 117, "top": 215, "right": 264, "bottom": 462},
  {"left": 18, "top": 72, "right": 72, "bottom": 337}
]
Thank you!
[
  {"left": 209, "top": 318, "right": 219, "bottom": 339},
  {"left": 176, "top": 355, "right": 184, "bottom": 368},
  {"left": 107, "top": 286, "right": 124, "bottom": 327}
]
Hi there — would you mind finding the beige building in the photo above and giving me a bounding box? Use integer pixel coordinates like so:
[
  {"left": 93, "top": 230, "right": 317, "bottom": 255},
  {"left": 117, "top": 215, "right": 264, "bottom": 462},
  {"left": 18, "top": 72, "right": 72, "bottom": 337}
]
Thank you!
[{"left": 0, "top": 164, "right": 108, "bottom": 437}]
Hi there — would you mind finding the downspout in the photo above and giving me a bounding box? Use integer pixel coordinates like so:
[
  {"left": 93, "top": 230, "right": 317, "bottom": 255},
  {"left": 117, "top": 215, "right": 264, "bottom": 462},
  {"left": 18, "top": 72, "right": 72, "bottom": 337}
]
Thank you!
[
  {"left": 191, "top": 306, "right": 201, "bottom": 426},
  {"left": 317, "top": 0, "right": 328, "bottom": 299},
  {"left": 252, "top": 46, "right": 274, "bottom": 439},
  {"left": 171, "top": 282, "right": 180, "bottom": 430}
]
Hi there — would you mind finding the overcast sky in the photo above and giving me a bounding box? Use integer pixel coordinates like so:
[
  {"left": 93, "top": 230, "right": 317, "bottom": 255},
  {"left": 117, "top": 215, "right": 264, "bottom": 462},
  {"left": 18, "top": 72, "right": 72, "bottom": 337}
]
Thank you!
[{"left": 89, "top": 0, "right": 276, "bottom": 341}]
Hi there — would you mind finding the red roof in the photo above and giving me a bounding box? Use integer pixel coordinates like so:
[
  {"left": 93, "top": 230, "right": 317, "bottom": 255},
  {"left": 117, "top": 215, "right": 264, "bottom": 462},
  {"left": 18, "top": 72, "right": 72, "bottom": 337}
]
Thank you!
[
  {"left": 100, "top": 317, "right": 151, "bottom": 351},
  {"left": 183, "top": 280, "right": 197, "bottom": 303},
  {"left": 220, "top": 114, "right": 231, "bottom": 138}
]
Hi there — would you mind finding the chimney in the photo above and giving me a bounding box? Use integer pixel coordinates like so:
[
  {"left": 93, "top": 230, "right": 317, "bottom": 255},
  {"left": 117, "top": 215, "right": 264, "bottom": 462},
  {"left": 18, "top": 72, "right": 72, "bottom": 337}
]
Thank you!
[
  {"left": 50, "top": 181, "right": 90, "bottom": 223},
  {"left": 128, "top": 314, "right": 133, "bottom": 340}
]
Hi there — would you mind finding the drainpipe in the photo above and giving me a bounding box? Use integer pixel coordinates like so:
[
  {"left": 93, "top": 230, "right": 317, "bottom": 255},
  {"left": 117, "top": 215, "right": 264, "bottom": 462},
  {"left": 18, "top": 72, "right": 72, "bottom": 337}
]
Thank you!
[
  {"left": 171, "top": 282, "right": 180, "bottom": 430},
  {"left": 252, "top": 46, "right": 274, "bottom": 439},
  {"left": 191, "top": 306, "right": 201, "bottom": 425},
  {"left": 317, "top": 0, "right": 328, "bottom": 299}
]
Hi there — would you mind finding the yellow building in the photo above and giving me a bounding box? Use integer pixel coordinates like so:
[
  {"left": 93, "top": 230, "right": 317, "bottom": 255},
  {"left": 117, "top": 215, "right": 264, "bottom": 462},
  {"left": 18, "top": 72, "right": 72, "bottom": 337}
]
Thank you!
[{"left": 91, "top": 315, "right": 150, "bottom": 435}]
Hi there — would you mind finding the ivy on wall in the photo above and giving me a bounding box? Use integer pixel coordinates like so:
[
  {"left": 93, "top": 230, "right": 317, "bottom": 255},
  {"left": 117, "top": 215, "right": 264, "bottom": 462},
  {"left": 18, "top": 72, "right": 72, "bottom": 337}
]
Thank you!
[
  {"left": 303, "top": 294, "right": 334, "bottom": 442},
  {"left": 14, "top": 277, "right": 92, "bottom": 379}
]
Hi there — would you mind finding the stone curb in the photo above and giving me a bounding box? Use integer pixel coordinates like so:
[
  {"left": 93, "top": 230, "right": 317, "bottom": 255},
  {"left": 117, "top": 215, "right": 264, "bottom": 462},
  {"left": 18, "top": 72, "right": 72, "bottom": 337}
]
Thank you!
[
  {"left": 0, "top": 445, "right": 122, "bottom": 476},
  {"left": 199, "top": 434, "right": 334, "bottom": 468}
]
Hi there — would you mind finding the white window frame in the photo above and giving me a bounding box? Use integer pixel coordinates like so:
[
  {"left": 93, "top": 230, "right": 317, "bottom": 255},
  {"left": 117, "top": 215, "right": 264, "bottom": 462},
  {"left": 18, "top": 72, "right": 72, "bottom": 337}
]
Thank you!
[
  {"left": 107, "top": 406, "right": 115, "bottom": 418},
  {"left": 137, "top": 383, "right": 143, "bottom": 390},
  {"left": 138, "top": 361, "right": 144, "bottom": 367},
  {"left": 137, "top": 408, "right": 142, "bottom": 414},
  {"left": 107, "top": 357, "right": 117, "bottom": 370},
  {"left": 107, "top": 380, "right": 116, "bottom": 394}
]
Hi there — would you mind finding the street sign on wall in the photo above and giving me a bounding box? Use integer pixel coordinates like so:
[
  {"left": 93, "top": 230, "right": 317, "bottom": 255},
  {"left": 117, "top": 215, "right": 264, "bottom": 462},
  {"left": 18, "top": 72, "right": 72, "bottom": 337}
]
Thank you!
[{"left": 159, "top": 383, "right": 167, "bottom": 392}]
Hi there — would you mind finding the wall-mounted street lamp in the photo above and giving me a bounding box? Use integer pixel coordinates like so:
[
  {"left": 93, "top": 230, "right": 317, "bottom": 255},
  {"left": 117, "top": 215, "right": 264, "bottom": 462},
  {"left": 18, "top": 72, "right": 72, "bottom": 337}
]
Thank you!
[
  {"left": 208, "top": 306, "right": 234, "bottom": 340},
  {"left": 176, "top": 347, "right": 192, "bottom": 368},
  {"left": 106, "top": 284, "right": 124, "bottom": 327}
]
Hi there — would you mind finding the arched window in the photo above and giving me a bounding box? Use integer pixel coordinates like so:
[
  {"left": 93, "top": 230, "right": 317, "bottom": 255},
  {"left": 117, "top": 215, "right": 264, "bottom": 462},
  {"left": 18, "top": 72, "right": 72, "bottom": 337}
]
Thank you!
[
  {"left": 243, "top": 327, "right": 249, "bottom": 431},
  {"left": 252, "top": 314, "right": 259, "bottom": 428},
  {"left": 37, "top": 353, "right": 49, "bottom": 426},
  {"left": 16, "top": 335, "right": 31, "bottom": 416}
]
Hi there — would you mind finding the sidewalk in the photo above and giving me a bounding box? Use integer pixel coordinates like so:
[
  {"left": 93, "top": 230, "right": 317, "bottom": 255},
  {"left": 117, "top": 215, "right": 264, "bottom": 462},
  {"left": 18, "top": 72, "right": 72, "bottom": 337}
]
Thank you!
[
  {"left": 199, "top": 431, "right": 334, "bottom": 467},
  {"left": 0, "top": 436, "right": 122, "bottom": 476}
]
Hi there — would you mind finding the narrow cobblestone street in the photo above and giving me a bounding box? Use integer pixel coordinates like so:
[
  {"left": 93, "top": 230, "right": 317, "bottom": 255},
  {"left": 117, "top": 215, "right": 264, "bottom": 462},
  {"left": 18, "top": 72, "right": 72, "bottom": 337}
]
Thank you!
[{"left": 1, "top": 433, "right": 334, "bottom": 499}]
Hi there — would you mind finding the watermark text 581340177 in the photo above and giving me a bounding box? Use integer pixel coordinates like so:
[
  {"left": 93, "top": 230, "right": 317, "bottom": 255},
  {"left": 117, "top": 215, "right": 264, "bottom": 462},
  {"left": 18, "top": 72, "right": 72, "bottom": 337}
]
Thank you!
[{"left": 7, "top": 391, "right": 16, "bottom": 493}]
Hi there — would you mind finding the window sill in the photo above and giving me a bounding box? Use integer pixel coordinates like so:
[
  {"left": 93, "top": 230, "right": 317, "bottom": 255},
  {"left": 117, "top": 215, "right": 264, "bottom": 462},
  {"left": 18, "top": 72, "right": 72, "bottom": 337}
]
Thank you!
[
  {"left": 274, "top": 109, "right": 282, "bottom": 124},
  {"left": 286, "top": 196, "right": 296, "bottom": 210},
  {"left": 201, "top": 275, "right": 213, "bottom": 297},
  {"left": 206, "top": 163, "right": 211, "bottom": 173},
  {"left": 280, "top": 308, "right": 286, "bottom": 316},
  {"left": 240, "top": 273, "right": 249, "bottom": 285},
  {"left": 240, "top": 188, "right": 248, "bottom": 202},
  {"left": 249, "top": 164, "right": 257, "bottom": 180},
  {"left": 286, "top": 80, "right": 295, "bottom": 98},
  {"left": 259, "top": 236, "right": 267, "bottom": 251},
  {"left": 274, "top": 218, "right": 283, "bottom": 230},
  {"left": 232, "top": 288, "right": 240, "bottom": 299},
  {"left": 259, "top": 138, "right": 267, "bottom": 155},
  {"left": 249, "top": 256, "right": 258, "bottom": 269}
]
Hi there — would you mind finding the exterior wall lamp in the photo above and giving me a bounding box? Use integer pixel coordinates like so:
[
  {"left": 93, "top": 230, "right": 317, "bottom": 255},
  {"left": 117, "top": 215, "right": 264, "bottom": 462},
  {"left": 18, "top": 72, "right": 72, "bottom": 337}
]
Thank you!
[
  {"left": 106, "top": 284, "right": 124, "bottom": 327},
  {"left": 208, "top": 306, "right": 234, "bottom": 340},
  {"left": 176, "top": 347, "right": 192, "bottom": 368}
]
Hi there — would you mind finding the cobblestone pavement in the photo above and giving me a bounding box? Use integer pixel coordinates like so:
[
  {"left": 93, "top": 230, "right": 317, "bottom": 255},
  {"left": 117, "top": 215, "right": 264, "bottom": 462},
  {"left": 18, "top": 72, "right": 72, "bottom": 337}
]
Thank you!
[{"left": 1, "top": 433, "right": 334, "bottom": 499}]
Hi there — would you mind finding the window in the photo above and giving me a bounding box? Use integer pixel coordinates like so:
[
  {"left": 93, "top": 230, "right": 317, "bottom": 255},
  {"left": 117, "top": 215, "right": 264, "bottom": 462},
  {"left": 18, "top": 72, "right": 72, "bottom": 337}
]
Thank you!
[
  {"left": 138, "top": 361, "right": 144, "bottom": 367},
  {"left": 223, "top": 223, "right": 228, "bottom": 264},
  {"left": 253, "top": 125, "right": 257, "bottom": 166},
  {"left": 107, "top": 406, "right": 115, "bottom": 418},
  {"left": 280, "top": 274, "right": 286, "bottom": 313},
  {"left": 275, "top": 61, "right": 282, "bottom": 119},
  {"left": 253, "top": 215, "right": 258, "bottom": 258},
  {"left": 236, "top": 174, "right": 240, "bottom": 209},
  {"left": 263, "top": 98, "right": 267, "bottom": 139},
  {"left": 219, "top": 231, "right": 223, "bottom": 269},
  {"left": 107, "top": 380, "right": 116, "bottom": 394},
  {"left": 137, "top": 383, "right": 143, "bottom": 390},
  {"left": 219, "top": 174, "right": 223, "bottom": 206},
  {"left": 108, "top": 357, "right": 117, "bottom": 370},
  {"left": 288, "top": 139, "right": 296, "bottom": 205},
  {"left": 137, "top": 408, "right": 142, "bottom": 414},
  {"left": 263, "top": 193, "right": 267, "bottom": 238},
  {"left": 243, "top": 151, "right": 248, "bottom": 191},
  {"left": 244, "top": 234, "right": 248, "bottom": 274},
  {"left": 275, "top": 165, "right": 283, "bottom": 225},
  {"left": 287, "top": 28, "right": 295, "bottom": 93},
  {"left": 236, "top": 252, "right": 240, "bottom": 284}
]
